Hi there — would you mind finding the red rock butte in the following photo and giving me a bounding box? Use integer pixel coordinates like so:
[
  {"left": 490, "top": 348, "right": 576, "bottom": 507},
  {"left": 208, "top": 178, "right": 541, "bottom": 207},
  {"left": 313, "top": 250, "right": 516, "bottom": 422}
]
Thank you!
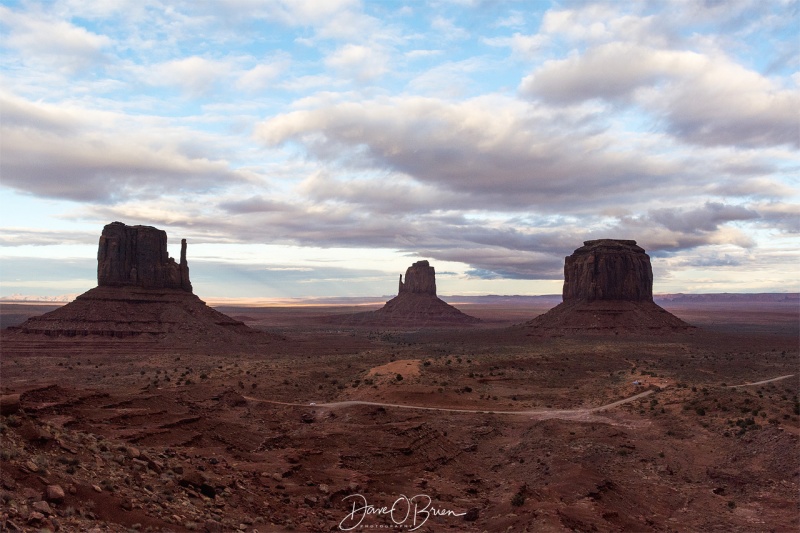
[
  {"left": 330, "top": 260, "right": 479, "bottom": 326},
  {"left": 98, "top": 222, "right": 192, "bottom": 292},
  {"left": 526, "top": 239, "right": 693, "bottom": 333},
  {"left": 5, "top": 222, "right": 279, "bottom": 352}
]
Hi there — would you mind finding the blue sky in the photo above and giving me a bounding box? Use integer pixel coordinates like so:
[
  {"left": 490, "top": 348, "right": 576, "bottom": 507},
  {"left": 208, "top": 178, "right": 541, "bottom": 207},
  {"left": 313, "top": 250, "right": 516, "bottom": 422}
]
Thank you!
[{"left": 1, "top": 0, "right": 798, "bottom": 300}]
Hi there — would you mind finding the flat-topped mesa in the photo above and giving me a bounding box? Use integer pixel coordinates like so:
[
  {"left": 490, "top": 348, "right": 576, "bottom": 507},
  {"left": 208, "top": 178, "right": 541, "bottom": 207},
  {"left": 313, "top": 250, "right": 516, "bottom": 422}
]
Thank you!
[
  {"left": 398, "top": 260, "right": 436, "bottom": 296},
  {"left": 97, "top": 222, "right": 192, "bottom": 292},
  {"left": 563, "top": 239, "right": 652, "bottom": 302}
]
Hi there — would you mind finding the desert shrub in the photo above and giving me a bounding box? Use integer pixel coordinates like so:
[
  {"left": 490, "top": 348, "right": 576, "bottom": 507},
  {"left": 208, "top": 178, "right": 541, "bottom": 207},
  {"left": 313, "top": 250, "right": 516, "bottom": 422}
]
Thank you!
[{"left": 511, "top": 492, "right": 525, "bottom": 507}]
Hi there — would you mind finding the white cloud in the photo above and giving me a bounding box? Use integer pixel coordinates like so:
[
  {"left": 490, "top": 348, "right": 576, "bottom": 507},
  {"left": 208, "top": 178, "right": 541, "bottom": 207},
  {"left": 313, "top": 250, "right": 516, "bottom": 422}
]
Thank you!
[
  {"left": 406, "top": 58, "right": 487, "bottom": 97},
  {"left": 236, "top": 58, "right": 289, "bottom": 92},
  {"left": 483, "top": 33, "right": 548, "bottom": 57},
  {"left": 0, "top": 5, "right": 113, "bottom": 73},
  {"left": 148, "top": 56, "right": 234, "bottom": 96},
  {"left": 521, "top": 43, "right": 799, "bottom": 148},
  {"left": 431, "top": 16, "right": 469, "bottom": 41},
  {"left": 324, "top": 44, "right": 389, "bottom": 83}
]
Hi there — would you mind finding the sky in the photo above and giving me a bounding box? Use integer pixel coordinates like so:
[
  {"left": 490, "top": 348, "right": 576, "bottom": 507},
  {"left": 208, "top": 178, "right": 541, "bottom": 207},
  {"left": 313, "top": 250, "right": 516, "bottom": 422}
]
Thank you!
[{"left": 1, "top": 0, "right": 798, "bottom": 301}]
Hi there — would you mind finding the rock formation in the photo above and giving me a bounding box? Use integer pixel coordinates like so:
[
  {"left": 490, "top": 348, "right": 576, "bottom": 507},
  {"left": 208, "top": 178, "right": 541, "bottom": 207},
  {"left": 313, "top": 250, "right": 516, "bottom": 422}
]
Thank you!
[
  {"left": 526, "top": 239, "right": 693, "bottom": 334},
  {"left": 98, "top": 222, "right": 192, "bottom": 291},
  {"left": 563, "top": 240, "right": 652, "bottom": 302},
  {"left": 5, "top": 222, "right": 279, "bottom": 351},
  {"left": 398, "top": 260, "right": 437, "bottom": 296},
  {"left": 328, "top": 260, "right": 479, "bottom": 326}
]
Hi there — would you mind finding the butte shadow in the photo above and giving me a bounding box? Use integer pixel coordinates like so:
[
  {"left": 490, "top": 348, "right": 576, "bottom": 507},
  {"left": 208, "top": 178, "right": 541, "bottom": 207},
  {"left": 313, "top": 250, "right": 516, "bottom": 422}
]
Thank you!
[
  {"left": 4, "top": 222, "right": 281, "bottom": 352},
  {"left": 524, "top": 239, "right": 694, "bottom": 334},
  {"left": 325, "top": 260, "right": 480, "bottom": 327}
]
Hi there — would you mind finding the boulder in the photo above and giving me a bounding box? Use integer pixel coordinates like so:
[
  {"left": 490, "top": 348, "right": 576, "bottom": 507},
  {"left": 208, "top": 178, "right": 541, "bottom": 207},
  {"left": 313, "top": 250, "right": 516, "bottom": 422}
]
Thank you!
[{"left": 45, "top": 485, "right": 65, "bottom": 503}]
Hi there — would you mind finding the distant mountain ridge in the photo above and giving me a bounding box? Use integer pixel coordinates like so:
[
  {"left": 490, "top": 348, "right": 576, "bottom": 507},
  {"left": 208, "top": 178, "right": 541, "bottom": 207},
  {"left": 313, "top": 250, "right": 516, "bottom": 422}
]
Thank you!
[{"left": 655, "top": 293, "right": 799, "bottom": 303}]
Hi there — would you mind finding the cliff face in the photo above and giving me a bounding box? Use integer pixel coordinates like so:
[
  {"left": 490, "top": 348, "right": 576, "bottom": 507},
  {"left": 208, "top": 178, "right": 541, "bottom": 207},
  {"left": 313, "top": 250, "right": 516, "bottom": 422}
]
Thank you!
[
  {"left": 562, "top": 239, "right": 652, "bottom": 302},
  {"left": 97, "top": 222, "right": 192, "bottom": 292},
  {"left": 526, "top": 239, "right": 693, "bottom": 334},
  {"left": 399, "top": 260, "right": 436, "bottom": 296}
]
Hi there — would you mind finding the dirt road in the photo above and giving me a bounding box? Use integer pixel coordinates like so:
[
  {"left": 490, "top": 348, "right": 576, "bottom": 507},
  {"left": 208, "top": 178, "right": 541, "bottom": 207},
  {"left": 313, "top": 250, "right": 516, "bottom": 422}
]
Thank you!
[{"left": 245, "top": 374, "right": 794, "bottom": 422}]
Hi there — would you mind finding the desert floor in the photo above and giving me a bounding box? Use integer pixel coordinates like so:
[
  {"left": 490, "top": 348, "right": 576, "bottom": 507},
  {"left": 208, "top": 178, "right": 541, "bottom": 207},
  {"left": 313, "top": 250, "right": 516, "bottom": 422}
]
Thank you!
[{"left": 1, "top": 299, "right": 798, "bottom": 532}]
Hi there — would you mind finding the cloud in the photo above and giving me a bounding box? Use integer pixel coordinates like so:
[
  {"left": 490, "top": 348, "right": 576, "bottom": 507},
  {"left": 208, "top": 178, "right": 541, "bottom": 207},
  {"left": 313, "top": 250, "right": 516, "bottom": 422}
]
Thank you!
[
  {"left": 520, "top": 42, "right": 799, "bottom": 148},
  {"left": 431, "top": 16, "right": 469, "bottom": 41},
  {"left": 325, "top": 44, "right": 389, "bottom": 83},
  {"left": 750, "top": 202, "right": 800, "bottom": 233},
  {"left": 0, "top": 5, "right": 113, "bottom": 73},
  {"left": 256, "top": 95, "right": 704, "bottom": 212},
  {"left": 521, "top": 42, "right": 680, "bottom": 103},
  {"left": 419, "top": 246, "right": 565, "bottom": 280},
  {"left": 0, "top": 93, "right": 248, "bottom": 203},
  {"left": 406, "top": 58, "right": 489, "bottom": 97},
  {"left": 149, "top": 56, "right": 234, "bottom": 96},
  {"left": 218, "top": 196, "right": 293, "bottom": 214},
  {"left": 483, "top": 33, "right": 548, "bottom": 57},
  {"left": 609, "top": 203, "right": 761, "bottom": 251},
  {"left": 236, "top": 57, "right": 289, "bottom": 92},
  {"left": 647, "top": 202, "right": 760, "bottom": 233},
  {"left": 0, "top": 228, "right": 98, "bottom": 247}
]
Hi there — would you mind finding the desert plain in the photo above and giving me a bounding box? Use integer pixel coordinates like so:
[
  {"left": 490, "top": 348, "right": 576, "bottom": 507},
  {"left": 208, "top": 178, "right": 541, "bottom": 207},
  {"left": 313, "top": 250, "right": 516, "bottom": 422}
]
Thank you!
[{"left": 1, "top": 295, "right": 798, "bottom": 533}]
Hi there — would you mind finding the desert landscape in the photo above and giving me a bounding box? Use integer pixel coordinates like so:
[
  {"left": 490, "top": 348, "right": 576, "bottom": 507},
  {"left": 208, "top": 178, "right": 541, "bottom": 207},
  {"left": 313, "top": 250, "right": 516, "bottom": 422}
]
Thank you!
[
  {"left": 3, "top": 2, "right": 798, "bottom": 532},
  {"left": 1, "top": 225, "right": 798, "bottom": 533}
]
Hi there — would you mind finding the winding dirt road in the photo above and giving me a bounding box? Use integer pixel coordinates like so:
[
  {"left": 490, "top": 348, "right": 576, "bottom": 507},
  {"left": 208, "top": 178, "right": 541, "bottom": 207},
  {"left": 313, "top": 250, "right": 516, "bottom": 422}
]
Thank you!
[
  {"left": 244, "top": 374, "right": 794, "bottom": 424},
  {"left": 727, "top": 374, "right": 795, "bottom": 388}
]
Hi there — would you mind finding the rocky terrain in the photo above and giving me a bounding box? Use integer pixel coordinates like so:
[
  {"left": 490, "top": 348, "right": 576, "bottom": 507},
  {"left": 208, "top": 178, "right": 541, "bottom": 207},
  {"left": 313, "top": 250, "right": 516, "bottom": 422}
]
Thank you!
[
  {"left": 527, "top": 240, "right": 693, "bottom": 333},
  {"left": 1, "top": 303, "right": 798, "bottom": 532}
]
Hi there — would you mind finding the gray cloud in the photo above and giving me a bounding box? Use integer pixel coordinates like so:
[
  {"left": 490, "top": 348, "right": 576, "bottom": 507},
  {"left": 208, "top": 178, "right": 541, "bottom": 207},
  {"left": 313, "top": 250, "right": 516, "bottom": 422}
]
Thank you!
[
  {"left": 0, "top": 93, "right": 249, "bottom": 203},
  {"left": 647, "top": 202, "right": 760, "bottom": 233},
  {"left": 219, "top": 196, "right": 293, "bottom": 214},
  {"left": 0, "top": 229, "right": 98, "bottom": 247},
  {"left": 520, "top": 42, "right": 799, "bottom": 149},
  {"left": 256, "top": 96, "right": 707, "bottom": 213}
]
